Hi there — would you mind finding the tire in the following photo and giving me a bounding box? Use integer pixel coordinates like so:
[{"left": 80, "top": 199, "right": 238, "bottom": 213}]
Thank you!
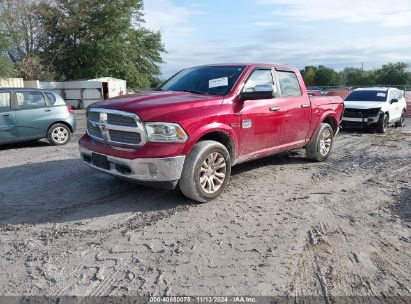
[
  {"left": 306, "top": 123, "right": 334, "bottom": 162},
  {"left": 179, "top": 140, "right": 231, "bottom": 203},
  {"left": 47, "top": 123, "right": 71, "bottom": 145},
  {"left": 394, "top": 111, "right": 406, "bottom": 128},
  {"left": 377, "top": 113, "right": 389, "bottom": 133}
]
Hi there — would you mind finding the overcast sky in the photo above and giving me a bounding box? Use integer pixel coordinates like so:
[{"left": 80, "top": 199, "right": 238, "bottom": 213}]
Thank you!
[{"left": 143, "top": 0, "right": 411, "bottom": 78}]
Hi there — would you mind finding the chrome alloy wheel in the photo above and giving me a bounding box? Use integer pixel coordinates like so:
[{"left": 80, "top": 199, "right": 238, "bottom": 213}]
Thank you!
[
  {"left": 52, "top": 126, "right": 69, "bottom": 144},
  {"left": 319, "top": 129, "right": 332, "bottom": 157},
  {"left": 199, "top": 152, "right": 227, "bottom": 194}
]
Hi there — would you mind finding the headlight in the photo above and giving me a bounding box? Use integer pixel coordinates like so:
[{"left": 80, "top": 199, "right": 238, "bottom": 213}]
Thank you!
[
  {"left": 369, "top": 108, "right": 382, "bottom": 115},
  {"left": 145, "top": 122, "right": 188, "bottom": 143}
]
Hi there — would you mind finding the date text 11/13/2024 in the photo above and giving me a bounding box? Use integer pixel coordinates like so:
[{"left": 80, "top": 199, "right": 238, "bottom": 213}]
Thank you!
[{"left": 149, "top": 296, "right": 257, "bottom": 303}]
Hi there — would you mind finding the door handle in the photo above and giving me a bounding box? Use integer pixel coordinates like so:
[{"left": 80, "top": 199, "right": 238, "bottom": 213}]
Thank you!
[
  {"left": 44, "top": 109, "right": 51, "bottom": 112},
  {"left": 301, "top": 104, "right": 310, "bottom": 108},
  {"left": 3, "top": 113, "right": 11, "bottom": 117},
  {"left": 269, "top": 107, "right": 280, "bottom": 112}
]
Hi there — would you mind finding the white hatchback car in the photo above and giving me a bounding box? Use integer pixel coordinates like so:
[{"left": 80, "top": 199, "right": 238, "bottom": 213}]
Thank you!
[{"left": 342, "top": 87, "right": 407, "bottom": 133}]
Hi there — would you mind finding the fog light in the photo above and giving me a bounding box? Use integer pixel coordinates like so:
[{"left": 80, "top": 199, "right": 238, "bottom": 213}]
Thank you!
[{"left": 115, "top": 164, "right": 132, "bottom": 175}]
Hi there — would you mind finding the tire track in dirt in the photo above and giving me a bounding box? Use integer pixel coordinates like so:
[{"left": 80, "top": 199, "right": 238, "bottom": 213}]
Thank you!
[{"left": 1, "top": 115, "right": 410, "bottom": 296}]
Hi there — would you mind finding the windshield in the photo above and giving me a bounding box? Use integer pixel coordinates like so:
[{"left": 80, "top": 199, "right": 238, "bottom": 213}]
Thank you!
[
  {"left": 158, "top": 66, "right": 246, "bottom": 96},
  {"left": 345, "top": 90, "right": 388, "bottom": 102}
]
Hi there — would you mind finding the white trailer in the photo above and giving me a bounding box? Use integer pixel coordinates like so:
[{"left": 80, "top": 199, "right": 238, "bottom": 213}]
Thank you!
[
  {"left": 0, "top": 78, "right": 24, "bottom": 88},
  {"left": 24, "top": 77, "right": 127, "bottom": 108}
]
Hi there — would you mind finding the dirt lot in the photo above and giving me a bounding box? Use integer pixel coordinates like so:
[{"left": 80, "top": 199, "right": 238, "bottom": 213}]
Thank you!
[{"left": 0, "top": 111, "right": 410, "bottom": 299}]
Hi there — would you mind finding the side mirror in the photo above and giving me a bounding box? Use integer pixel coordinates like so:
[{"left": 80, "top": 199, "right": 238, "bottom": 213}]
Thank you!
[
  {"left": 391, "top": 98, "right": 398, "bottom": 104},
  {"left": 239, "top": 85, "right": 274, "bottom": 102}
]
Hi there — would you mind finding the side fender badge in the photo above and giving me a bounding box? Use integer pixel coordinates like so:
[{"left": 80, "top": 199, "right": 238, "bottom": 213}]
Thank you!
[{"left": 242, "top": 119, "right": 252, "bottom": 129}]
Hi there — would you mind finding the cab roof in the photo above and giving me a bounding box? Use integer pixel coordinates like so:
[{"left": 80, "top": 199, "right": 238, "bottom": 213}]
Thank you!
[{"left": 193, "top": 63, "right": 298, "bottom": 71}]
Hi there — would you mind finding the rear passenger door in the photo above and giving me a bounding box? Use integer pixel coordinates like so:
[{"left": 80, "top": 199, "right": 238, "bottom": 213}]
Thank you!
[
  {"left": 14, "top": 90, "right": 53, "bottom": 139},
  {"left": 0, "top": 90, "right": 18, "bottom": 142},
  {"left": 274, "top": 70, "right": 311, "bottom": 146},
  {"left": 388, "top": 89, "right": 401, "bottom": 121}
]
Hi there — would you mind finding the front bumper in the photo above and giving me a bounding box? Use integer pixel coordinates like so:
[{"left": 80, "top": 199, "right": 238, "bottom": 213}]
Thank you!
[
  {"left": 342, "top": 115, "right": 380, "bottom": 128},
  {"left": 79, "top": 146, "right": 185, "bottom": 183}
]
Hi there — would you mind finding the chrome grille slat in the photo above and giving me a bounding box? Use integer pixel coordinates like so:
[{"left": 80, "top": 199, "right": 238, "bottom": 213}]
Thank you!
[{"left": 86, "top": 109, "right": 146, "bottom": 147}]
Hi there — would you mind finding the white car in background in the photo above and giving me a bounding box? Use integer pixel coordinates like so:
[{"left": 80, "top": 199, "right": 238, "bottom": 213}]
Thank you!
[{"left": 342, "top": 87, "right": 407, "bottom": 133}]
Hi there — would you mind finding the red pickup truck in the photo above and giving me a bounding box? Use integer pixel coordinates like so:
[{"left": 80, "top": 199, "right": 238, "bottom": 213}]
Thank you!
[{"left": 79, "top": 64, "right": 344, "bottom": 202}]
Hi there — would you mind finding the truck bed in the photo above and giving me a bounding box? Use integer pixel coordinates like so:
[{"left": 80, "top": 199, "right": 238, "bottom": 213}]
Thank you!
[{"left": 309, "top": 95, "right": 343, "bottom": 105}]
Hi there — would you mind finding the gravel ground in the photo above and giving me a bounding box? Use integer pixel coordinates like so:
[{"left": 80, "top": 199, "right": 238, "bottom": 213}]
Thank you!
[{"left": 0, "top": 111, "right": 410, "bottom": 299}]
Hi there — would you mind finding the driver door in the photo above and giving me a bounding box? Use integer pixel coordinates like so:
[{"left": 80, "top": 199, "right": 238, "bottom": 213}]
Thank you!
[{"left": 238, "top": 68, "right": 283, "bottom": 156}]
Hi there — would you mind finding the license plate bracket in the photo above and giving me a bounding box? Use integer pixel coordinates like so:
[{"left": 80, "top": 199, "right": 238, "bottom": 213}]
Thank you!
[{"left": 92, "top": 153, "right": 110, "bottom": 170}]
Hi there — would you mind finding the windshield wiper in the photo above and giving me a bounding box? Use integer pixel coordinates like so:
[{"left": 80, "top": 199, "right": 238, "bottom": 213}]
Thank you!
[{"left": 175, "top": 89, "right": 211, "bottom": 95}]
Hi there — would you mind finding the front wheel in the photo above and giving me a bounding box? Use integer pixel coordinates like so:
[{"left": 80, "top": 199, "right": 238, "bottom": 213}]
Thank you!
[
  {"left": 179, "top": 140, "right": 231, "bottom": 203},
  {"left": 395, "top": 111, "right": 406, "bottom": 128},
  {"left": 47, "top": 123, "right": 71, "bottom": 145},
  {"left": 377, "top": 113, "right": 389, "bottom": 133},
  {"left": 306, "top": 123, "right": 334, "bottom": 162}
]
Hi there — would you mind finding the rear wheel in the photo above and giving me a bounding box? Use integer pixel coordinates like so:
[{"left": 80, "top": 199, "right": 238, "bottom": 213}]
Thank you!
[
  {"left": 47, "top": 123, "right": 71, "bottom": 145},
  {"left": 377, "top": 113, "right": 389, "bottom": 133},
  {"left": 306, "top": 123, "right": 334, "bottom": 162},
  {"left": 179, "top": 140, "right": 231, "bottom": 203},
  {"left": 395, "top": 111, "right": 406, "bottom": 128}
]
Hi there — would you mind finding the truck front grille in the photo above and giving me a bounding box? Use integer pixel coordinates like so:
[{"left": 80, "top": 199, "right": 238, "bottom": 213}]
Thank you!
[
  {"left": 86, "top": 109, "right": 146, "bottom": 147},
  {"left": 109, "top": 130, "right": 141, "bottom": 145},
  {"left": 88, "top": 111, "right": 100, "bottom": 123},
  {"left": 107, "top": 114, "right": 137, "bottom": 127}
]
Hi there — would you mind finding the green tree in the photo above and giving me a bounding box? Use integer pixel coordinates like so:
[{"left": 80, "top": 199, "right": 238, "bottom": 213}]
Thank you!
[
  {"left": 0, "top": 0, "right": 45, "bottom": 79},
  {"left": 0, "top": 32, "right": 17, "bottom": 77},
  {"left": 344, "top": 68, "right": 376, "bottom": 86},
  {"left": 337, "top": 70, "right": 347, "bottom": 86},
  {"left": 38, "top": 0, "right": 164, "bottom": 88},
  {"left": 375, "top": 62, "right": 408, "bottom": 85},
  {"left": 301, "top": 66, "right": 316, "bottom": 86},
  {"left": 0, "top": 54, "right": 16, "bottom": 77},
  {"left": 314, "top": 65, "right": 338, "bottom": 86}
]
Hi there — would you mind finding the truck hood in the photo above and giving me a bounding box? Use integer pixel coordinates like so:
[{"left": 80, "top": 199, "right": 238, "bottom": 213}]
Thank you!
[
  {"left": 344, "top": 101, "right": 385, "bottom": 110},
  {"left": 91, "top": 91, "right": 224, "bottom": 121}
]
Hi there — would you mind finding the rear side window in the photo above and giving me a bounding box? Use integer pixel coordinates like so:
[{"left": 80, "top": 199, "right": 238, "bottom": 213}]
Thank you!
[
  {"left": 0, "top": 92, "right": 11, "bottom": 112},
  {"left": 392, "top": 90, "right": 400, "bottom": 100},
  {"left": 277, "top": 71, "right": 302, "bottom": 97},
  {"left": 391, "top": 89, "right": 404, "bottom": 100},
  {"left": 45, "top": 92, "right": 56, "bottom": 103},
  {"left": 16, "top": 91, "right": 46, "bottom": 109}
]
